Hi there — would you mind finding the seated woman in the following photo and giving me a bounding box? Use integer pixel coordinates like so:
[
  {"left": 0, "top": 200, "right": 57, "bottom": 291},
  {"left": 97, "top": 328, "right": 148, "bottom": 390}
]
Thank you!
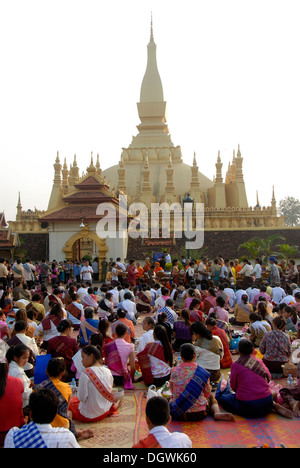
[
  {"left": 98, "top": 319, "right": 113, "bottom": 358},
  {"left": 208, "top": 296, "right": 229, "bottom": 323},
  {"left": 169, "top": 343, "right": 235, "bottom": 422},
  {"left": 172, "top": 309, "right": 192, "bottom": 352},
  {"left": 283, "top": 305, "right": 298, "bottom": 333},
  {"left": 82, "top": 287, "right": 98, "bottom": 312},
  {"left": 248, "top": 312, "right": 272, "bottom": 348},
  {"left": 0, "top": 353, "right": 25, "bottom": 447},
  {"left": 71, "top": 333, "right": 103, "bottom": 379},
  {"left": 98, "top": 292, "right": 115, "bottom": 321},
  {"left": 188, "top": 298, "right": 203, "bottom": 323},
  {"left": 137, "top": 324, "right": 173, "bottom": 387},
  {"left": 34, "top": 302, "right": 65, "bottom": 351},
  {"left": 190, "top": 321, "right": 223, "bottom": 384},
  {"left": 231, "top": 294, "right": 253, "bottom": 326},
  {"left": 216, "top": 338, "right": 293, "bottom": 419},
  {"left": 65, "top": 293, "right": 84, "bottom": 330},
  {"left": 79, "top": 307, "right": 99, "bottom": 347},
  {"left": 156, "top": 312, "right": 172, "bottom": 345},
  {"left": 183, "top": 288, "right": 196, "bottom": 310},
  {"left": 206, "top": 316, "right": 233, "bottom": 369},
  {"left": 7, "top": 344, "right": 33, "bottom": 410},
  {"left": 202, "top": 287, "right": 217, "bottom": 314},
  {"left": 256, "top": 300, "right": 274, "bottom": 327},
  {"left": 136, "top": 283, "right": 153, "bottom": 315},
  {"left": 259, "top": 315, "right": 292, "bottom": 377},
  {"left": 105, "top": 323, "right": 135, "bottom": 388},
  {"left": 47, "top": 319, "right": 79, "bottom": 381},
  {"left": 69, "top": 344, "right": 121, "bottom": 423}
]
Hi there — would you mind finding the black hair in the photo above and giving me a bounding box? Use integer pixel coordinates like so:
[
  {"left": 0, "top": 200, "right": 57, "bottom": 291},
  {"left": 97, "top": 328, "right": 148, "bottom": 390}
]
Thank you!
[
  {"left": 57, "top": 319, "right": 73, "bottom": 333},
  {"left": 89, "top": 332, "right": 103, "bottom": 348},
  {"left": 115, "top": 322, "right": 128, "bottom": 337},
  {"left": 165, "top": 298, "right": 173, "bottom": 307},
  {"left": 98, "top": 319, "right": 110, "bottom": 337},
  {"left": 273, "top": 315, "right": 286, "bottom": 330},
  {"left": 153, "top": 325, "right": 173, "bottom": 367},
  {"left": 146, "top": 396, "right": 170, "bottom": 426},
  {"left": 181, "top": 309, "right": 191, "bottom": 325},
  {"left": 238, "top": 338, "right": 254, "bottom": 356},
  {"left": 29, "top": 388, "right": 59, "bottom": 424},
  {"left": 0, "top": 359, "right": 8, "bottom": 399},
  {"left": 190, "top": 321, "right": 213, "bottom": 340},
  {"left": 216, "top": 296, "right": 225, "bottom": 307},
  {"left": 46, "top": 357, "right": 66, "bottom": 378},
  {"left": 6, "top": 344, "right": 31, "bottom": 363},
  {"left": 14, "top": 320, "right": 27, "bottom": 333},
  {"left": 84, "top": 307, "right": 94, "bottom": 319},
  {"left": 116, "top": 308, "right": 126, "bottom": 318},
  {"left": 180, "top": 343, "right": 196, "bottom": 361},
  {"left": 124, "top": 292, "right": 133, "bottom": 300},
  {"left": 82, "top": 344, "right": 102, "bottom": 361}
]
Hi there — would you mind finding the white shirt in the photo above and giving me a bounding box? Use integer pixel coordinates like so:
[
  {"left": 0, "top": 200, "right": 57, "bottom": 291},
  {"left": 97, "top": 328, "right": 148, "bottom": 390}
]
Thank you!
[
  {"left": 23, "top": 262, "right": 36, "bottom": 282},
  {"left": 109, "top": 288, "right": 120, "bottom": 307},
  {"left": 119, "top": 288, "right": 134, "bottom": 302},
  {"left": 250, "top": 263, "right": 262, "bottom": 279},
  {"left": 81, "top": 265, "right": 93, "bottom": 282},
  {"left": 14, "top": 333, "right": 39, "bottom": 358},
  {"left": 149, "top": 426, "right": 192, "bottom": 449},
  {"left": 77, "top": 365, "right": 114, "bottom": 419},
  {"left": 220, "top": 265, "right": 229, "bottom": 279},
  {"left": 8, "top": 360, "right": 32, "bottom": 408},
  {"left": 195, "top": 335, "right": 223, "bottom": 371},
  {"left": 235, "top": 289, "right": 248, "bottom": 304},
  {"left": 116, "top": 261, "right": 126, "bottom": 272},
  {"left": 224, "top": 288, "right": 236, "bottom": 307},
  {"left": 280, "top": 295, "right": 296, "bottom": 306},
  {"left": 34, "top": 318, "right": 60, "bottom": 342},
  {"left": 4, "top": 424, "right": 80, "bottom": 448},
  {"left": 154, "top": 296, "right": 166, "bottom": 310},
  {"left": 165, "top": 254, "right": 171, "bottom": 263},
  {"left": 240, "top": 264, "right": 252, "bottom": 277},
  {"left": 136, "top": 329, "right": 154, "bottom": 354},
  {"left": 248, "top": 288, "right": 260, "bottom": 304},
  {"left": 272, "top": 286, "right": 286, "bottom": 304},
  {"left": 118, "top": 299, "right": 136, "bottom": 321},
  {"left": 77, "top": 287, "right": 88, "bottom": 302}
]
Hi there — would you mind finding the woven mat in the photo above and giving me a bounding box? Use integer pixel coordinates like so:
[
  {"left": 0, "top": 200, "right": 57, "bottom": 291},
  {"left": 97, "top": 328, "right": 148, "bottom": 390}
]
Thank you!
[
  {"left": 133, "top": 393, "right": 300, "bottom": 448},
  {"left": 76, "top": 390, "right": 145, "bottom": 448}
]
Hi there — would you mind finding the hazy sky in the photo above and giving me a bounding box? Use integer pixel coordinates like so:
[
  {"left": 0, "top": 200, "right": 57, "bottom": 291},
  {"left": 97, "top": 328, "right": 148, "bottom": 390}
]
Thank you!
[{"left": 1, "top": 0, "right": 299, "bottom": 222}]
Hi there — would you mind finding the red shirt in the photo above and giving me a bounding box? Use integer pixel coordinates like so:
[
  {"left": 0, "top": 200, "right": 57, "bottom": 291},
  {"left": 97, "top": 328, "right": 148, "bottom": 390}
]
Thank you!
[{"left": 0, "top": 375, "right": 25, "bottom": 432}]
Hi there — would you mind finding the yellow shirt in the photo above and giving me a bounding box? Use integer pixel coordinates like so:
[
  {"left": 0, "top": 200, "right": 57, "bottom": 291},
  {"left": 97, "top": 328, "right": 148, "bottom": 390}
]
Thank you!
[{"left": 50, "top": 378, "right": 72, "bottom": 429}]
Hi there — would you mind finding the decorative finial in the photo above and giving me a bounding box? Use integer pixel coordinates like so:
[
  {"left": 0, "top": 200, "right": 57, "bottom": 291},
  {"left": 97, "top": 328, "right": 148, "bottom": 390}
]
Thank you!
[{"left": 150, "top": 12, "right": 154, "bottom": 42}]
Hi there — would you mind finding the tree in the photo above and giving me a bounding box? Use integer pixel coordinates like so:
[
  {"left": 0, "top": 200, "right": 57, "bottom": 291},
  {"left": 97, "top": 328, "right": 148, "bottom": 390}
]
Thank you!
[
  {"left": 278, "top": 197, "right": 300, "bottom": 226},
  {"left": 238, "top": 240, "right": 263, "bottom": 260},
  {"left": 238, "top": 234, "right": 286, "bottom": 263},
  {"left": 273, "top": 244, "right": 300, "bottom": 264}
]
